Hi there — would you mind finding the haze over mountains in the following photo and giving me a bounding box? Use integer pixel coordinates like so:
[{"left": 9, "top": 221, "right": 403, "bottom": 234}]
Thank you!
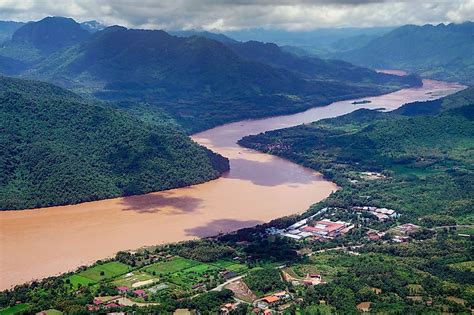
[
  {"left": 0, "top": 16, "right": 420, "bottom": 132},
  {"left": 333, "top": 22, "right": 474, "bottom": 84}
]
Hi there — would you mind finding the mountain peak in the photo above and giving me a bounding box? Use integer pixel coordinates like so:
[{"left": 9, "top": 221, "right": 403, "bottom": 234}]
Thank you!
[
  {"left": 11, "top": 16, "right": 90, "bottom": 53},
  {"left": 80, "top": 20, "right": 107, "bottom": 33}
]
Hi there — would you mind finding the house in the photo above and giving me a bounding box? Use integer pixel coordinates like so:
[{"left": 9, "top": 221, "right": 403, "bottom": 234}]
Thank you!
[
  {"left": 273, "top": 291, "right": 290, "bottom": 299},
  {"left": 192, "top": 283, "right": 205, "bottom": 290},
  {"left": 133, "top": 289, "right": 147, "bottom": 298},
  {"left": 262, "top": 296, "right": 280, "bottom": 304},
  {"left": 93, "top": 298, "right": 103, "bottom": 305},
  {"left": 87, "top": 305, "right": 100, "bottom": 311},
  {"left": 256, "top": 295, "right": 280, "bottom": 309},
  {"left": 398, "top": 223, "right": 420, "bottom": 235},
  {"left": 222, "top": 271, "right": 239, "bottom": 280},
  {"left": 393, "top": 235, "right": 410, "bottom": 243},
  {"left": 367, "top": 232, "right": 380, "bottom": 241},
  {"left": 220, "top": 302, "right": 239, "bottom": 314},
  {"left": 371, "top": 212, "right": 390, "bottom": 221},
  {"left": 356, "top": 302, "right": 372, "bottom": 312},
  {"left": 117, "top": 286, "right": 129, "bottom": 294},
  {"left": 104, "top": 303, "right": 120, "bottom": 309}
]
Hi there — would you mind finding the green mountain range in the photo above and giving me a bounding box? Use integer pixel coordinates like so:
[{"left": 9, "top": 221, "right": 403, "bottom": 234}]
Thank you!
[
  {"left": 0, "top": 76, "right": 229, "bottom": 210},
  {"left": 0, "top": 17, "right": 421, "bottom": 133},
  {"left": 333, "top": 22, "right": 474, "bottom": 84}
]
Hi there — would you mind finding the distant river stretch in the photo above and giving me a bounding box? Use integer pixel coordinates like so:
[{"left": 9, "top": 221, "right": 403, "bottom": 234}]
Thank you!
[{"left": 0, "top": 74, "right": 464, "bottom": 290}]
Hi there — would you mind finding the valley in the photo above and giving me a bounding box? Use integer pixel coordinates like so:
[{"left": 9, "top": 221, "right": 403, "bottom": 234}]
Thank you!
[{"left": 0, "top": 76, "right": 463, "bottom": 291}]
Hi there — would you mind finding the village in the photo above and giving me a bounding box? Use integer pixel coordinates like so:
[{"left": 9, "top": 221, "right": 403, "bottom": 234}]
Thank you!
[
  {"left": 27, "top": 202, "right": 432, "bottom": 315},
  {"left": 268, "top": 205, "right": 423, "bottom": 244}
]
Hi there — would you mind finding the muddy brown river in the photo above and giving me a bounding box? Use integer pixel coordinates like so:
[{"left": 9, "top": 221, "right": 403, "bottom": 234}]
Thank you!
[{"left": 0, "top": 77, "right": 464, "bottom": 290}]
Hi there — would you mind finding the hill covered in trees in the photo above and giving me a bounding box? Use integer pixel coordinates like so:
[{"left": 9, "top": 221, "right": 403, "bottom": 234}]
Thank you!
[
  {"left": 333, "top": 22, "right": 474, "bottom": 84},
  {"left": 240, "top": 88, "right": 474, "bottom": 222},
  {"left": 0, "top": 77, "right": 229, "bottom": 210},
  {"left": 31, "top": 25, "right": 419, "bottom": 132}
]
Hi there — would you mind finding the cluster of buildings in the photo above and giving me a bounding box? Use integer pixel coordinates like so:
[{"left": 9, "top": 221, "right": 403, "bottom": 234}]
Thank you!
[
  {"left": 116, "top": 286, "right": 148, "bottom": 298},
  {"left": 254, "top": 291, "right": 292, "bottom": 311},
  {"left": 87, "top": 296, "right": 121, "bottom": 312},
  {"left": 353, "top": 206, "right": 399, "bottom": 221},
  {"left": 277, "top": 215, "right": 354, "bottom": 241},
  {"left": 392, "top": 223, "right": 421, "bottom": 242}
]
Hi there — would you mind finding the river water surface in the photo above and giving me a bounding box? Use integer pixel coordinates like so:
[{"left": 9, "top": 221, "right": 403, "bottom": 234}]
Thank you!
[{"left": 0, "top": 78, "right": 464, "bottom": 290}]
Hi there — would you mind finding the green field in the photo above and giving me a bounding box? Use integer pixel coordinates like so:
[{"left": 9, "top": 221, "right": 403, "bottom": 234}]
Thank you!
[
  {"left": 143, "top": 257, "right": 199, "bottom": 275},
  {"left": 166, "top": 263, "right": 218, "bottom": 288},
  {"left": 67, "top": 274, "right": 97, "bottom": 288},
  {"left": 0, "top": 304, "right": 29, "bottom": 315},
  {"left": 210, "top": 260, "right": 249, "bottom": 273},
  {"left": 113, "top": 271, "right": 159, "bottom": 288},
  {"left": 77, "top": 262, "right": 131, "bottom": 282}
]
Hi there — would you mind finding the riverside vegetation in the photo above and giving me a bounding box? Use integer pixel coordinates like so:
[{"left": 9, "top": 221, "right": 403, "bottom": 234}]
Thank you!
[{"left": 0, "top": 82, "right": 472, "bottom": 315}]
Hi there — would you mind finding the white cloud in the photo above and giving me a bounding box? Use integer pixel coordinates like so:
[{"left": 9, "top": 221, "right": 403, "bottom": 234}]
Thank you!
[{"left": 0, "top": 0, "right": 472, "bottom": 30}]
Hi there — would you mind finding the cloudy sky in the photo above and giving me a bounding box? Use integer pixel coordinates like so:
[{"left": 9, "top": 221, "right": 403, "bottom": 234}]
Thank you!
[{"left": 0, "top": 0, "right": 473, "bottom": 31}]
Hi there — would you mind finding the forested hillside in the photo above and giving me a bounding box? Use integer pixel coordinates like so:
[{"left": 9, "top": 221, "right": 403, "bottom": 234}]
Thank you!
[
  {"left": 0, "top": 77, "right": 229, "bottom": 210},
  {"left": 240, "top": 88, "right": 474, "bottom": 222},
  {"left": 225, "top": 40, "right": 421, "bottom": 86},
  {"left": 334, "top": 22, "right": 474, "bottom": 84}
]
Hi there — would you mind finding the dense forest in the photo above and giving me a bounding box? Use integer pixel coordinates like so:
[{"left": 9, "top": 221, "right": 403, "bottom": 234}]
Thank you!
[
  {"left": 0, "top": 76, "right": 229, "bottom": 210},
  {"left": 240, "top": 88, "right": 474, "bottom": 223}
]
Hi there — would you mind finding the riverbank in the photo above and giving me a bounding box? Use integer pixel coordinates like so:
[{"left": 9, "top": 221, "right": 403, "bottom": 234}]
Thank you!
[{"left": 0, "top": 78, "right": 464, "bottom": 290}]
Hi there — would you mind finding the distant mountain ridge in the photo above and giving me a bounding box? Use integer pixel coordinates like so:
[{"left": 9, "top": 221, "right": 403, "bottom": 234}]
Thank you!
[
  {"left": 0, "top": 21, "right": 24, "bottom": 43},
  {"left": 0, "top": 16, "right": 422, "bottom": 132},
  {"left": 333, "top": 22, "right": 474, "bottom": 84}
]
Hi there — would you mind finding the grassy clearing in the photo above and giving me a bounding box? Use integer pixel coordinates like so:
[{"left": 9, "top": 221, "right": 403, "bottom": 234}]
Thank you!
[
  {"left": 0, "top": 304, "right": 29, "bottom": 315},
  {"left": 113, "top": 271, "right": 159, "bottom": 288},
  {"left": 449, "top": 261, "right": 474, "bottom": 272},
  {"left": 78, "top": 262, "right": 131, "bottom": 282},
  {"left": 143, "top": 257, "right": 199, "bottom": 275},
  {"left": 209, "top": 260, "right": 248, "bottom": 272},
  {"left": 390, "top": 165, "right": 442, "bottom": 178},
  {"left": 67, "top": 274, "right": 97, "bottom": 288},
  {"left": 167, "top": 263, "right": 217, "bottom": 288}
]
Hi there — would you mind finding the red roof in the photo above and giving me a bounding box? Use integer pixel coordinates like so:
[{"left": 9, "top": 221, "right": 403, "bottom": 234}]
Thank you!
[
  {"left": 117, "top": 286, "right": 129, "bottom": 292},
  {"left": 314, "top": 221, "right": 346, "bottom": 232},
  {"left": 302, "top": 221, "right": 346, "bottom": 234},
  {"left": 93, "top": 298, "right": 103, "bottom": 305},
  {"left": 134, "top": 289, "right": 147, "bottom": 295},
  {"left": 302, "top": 226, "right": 325, "bottom": 233},
  {"left": 262, "top": 296, "right": 279, "bottom": 303}
]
